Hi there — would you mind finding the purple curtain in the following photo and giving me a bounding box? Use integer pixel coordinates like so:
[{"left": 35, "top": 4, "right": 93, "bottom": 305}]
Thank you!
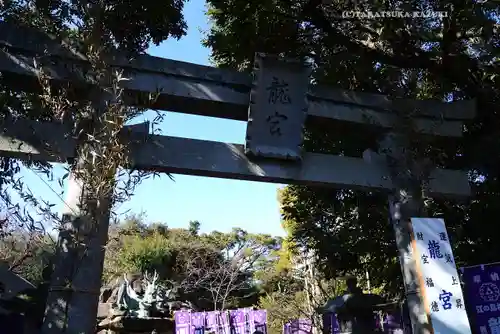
[
  {"left": 175, "top": 309, "right": 268, "bottom": 334},
  {"left": 285, "top": 319, "right": 312, "bottom": 334},
  {"left": 175, "top": 311, "right": 192, "bottom": 334}
]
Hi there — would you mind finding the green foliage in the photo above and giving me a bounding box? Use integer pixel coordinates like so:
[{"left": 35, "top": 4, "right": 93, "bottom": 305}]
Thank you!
[
  {"left": 117, "top": 232, "right": 173, "bottom": 275},
  {"left": 0, "top": 232, "right": 55, "bottom": 286},
  {"left": 259, "top": 291, "right": 308, "bottom": 334},
  {"left": 188, "top": 220, "right": 201, "bottom": 236},
  {"left": 0, "top": 0, "right": 190, "bottom": 192},
  {"left": 2, "top": 212, "right": 354, "bottom": 325},
  {"left": 2, "top": 0, "right": 188, "bottom": 53},
  {"left": 279, "top": 186, "right": 400, "bottom": 296},
  {"left": 205, "top": 0, "right": 500, "bottom": 298},
  {"left": 258, "top": 275, "right": 347, "bottom": 334},
  {"left": 102, "top": 216, "right": 285, "bottom": 311}
]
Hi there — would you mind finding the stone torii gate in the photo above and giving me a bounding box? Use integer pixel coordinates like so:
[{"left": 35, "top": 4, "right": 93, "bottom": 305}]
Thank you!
[{"left": 0, "top": 22, "right": 475, "bottom": 334}]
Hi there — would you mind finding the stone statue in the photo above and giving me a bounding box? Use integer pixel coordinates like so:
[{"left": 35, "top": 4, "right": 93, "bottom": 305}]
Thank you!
[
  {"left": 321, "top": 277, "right": 387, "bottom": 333},
  {"left": 97, "top": 271, "right": 195, "bottom": 333},
  {"left": 113, "top": 271, "right": 167, "bottom": 318}
]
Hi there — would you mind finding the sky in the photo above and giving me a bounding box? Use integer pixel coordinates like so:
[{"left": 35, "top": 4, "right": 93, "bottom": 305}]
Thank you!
[{"left": 12, "top": 0, "right": 286, "bottom": 237}]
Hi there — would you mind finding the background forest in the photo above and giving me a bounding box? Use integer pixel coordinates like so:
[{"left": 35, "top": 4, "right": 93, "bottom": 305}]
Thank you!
[{"left": 0, "top": 211, "right": 347, "bottom": 334}]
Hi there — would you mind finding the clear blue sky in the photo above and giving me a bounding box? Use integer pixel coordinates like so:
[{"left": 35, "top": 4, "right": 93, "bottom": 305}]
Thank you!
[{"left": 14, "top": 0, "right": 286, "bottom": 237}]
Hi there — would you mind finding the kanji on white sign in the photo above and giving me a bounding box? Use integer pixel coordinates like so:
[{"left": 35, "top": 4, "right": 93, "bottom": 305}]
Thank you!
[
  {"left": 411, "top": 218, "right": 472, "bottom": 334},
  {"left": 245, "top": 53, "right": 311, "bottom": 161}
]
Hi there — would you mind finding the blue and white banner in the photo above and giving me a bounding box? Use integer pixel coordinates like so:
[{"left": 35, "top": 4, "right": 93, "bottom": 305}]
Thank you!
[{"left": 410, "top": 218, "right": 472, "bottom": 334}]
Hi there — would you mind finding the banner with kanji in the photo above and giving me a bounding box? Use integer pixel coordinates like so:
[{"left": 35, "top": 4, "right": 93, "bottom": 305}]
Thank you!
[
  {"left": 283, "top": 319, "right": 312, "bottom": 334},
  {"left": 410, "top": 218, "right": 472, "bottom": 334},
  {"left": 461, "top": 263, "right": 500, "bottom": 334},
  {"left": 174, "top": 309, "right": 267, "bottom": 334}
]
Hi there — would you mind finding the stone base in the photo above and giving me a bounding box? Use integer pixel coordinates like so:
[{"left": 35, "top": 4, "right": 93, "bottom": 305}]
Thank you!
[
  {"left": 98, "top": 316, "right": 174, "bottom": 333},
  {"left": 98, "top": 303, "right": 113, "bottom": 319},
  {"left": 98, "top": 331, "right": 173, "bottom": 334}
]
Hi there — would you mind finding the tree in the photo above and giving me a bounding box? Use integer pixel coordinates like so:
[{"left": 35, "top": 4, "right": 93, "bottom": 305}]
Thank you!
[
  {"left": 176, "top": 228, "right": 280, "bottom": 310},
  {"left": 2, "top": 1, "right": 190, "bottom": 331},
  {"left": 0, "top": 202, "right": 55, "bottom": 285},
  {"left": 188, "top": 220, "right": 201, "bottom": 236},
  {"left": 0, "top": 233, "right": 55, "bottom": 285},
  {"left": 257, "top": 246, "right": 346, "bottom": 334},
  {"left": 204, "top": 0, "right": 499, "bottom": 297},
  {"left": 259, "top": 291, "right": 309, "bottom": 334},
  {"left": 103, "top": 217, "right": 282, "bottom": 311},
  {"left": 181, "top": 245, "right": 251, "bottom": 310},
  {"left": 104, "top": 214, "right": 177, "bottom": 283}
]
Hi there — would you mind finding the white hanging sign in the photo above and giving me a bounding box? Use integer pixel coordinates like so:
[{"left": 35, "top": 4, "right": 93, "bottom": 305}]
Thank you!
[{"left": 410, "top": 217, "right": 472, "bottom": 334}]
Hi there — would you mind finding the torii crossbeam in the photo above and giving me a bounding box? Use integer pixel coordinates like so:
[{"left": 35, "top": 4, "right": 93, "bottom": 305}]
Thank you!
[{"left": 0, "top": 21, "right": 475, "bottom": 334}]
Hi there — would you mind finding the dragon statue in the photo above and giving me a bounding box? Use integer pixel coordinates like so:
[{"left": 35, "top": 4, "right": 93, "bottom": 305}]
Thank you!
[{"left": 114, "top": 271, "right": 167, "bottom": 318}]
